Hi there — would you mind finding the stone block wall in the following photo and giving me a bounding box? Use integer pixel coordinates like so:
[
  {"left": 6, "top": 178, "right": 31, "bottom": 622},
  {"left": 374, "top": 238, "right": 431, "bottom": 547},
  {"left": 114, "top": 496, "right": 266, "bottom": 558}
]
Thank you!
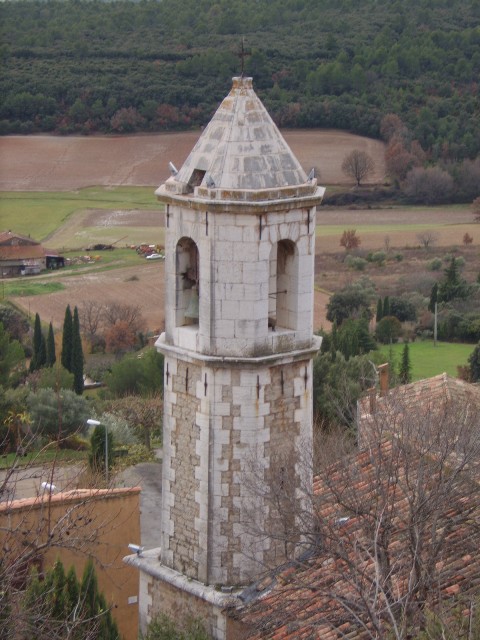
[
  {"left": 163, "top": 204, "right": 316, "bottom": 357},
  {"left": 162, "top": 357, "right": 202, "bottom": 577},
  {"left": 161, "top": 350, "right": 315, "bottom": 587},
  {"left": 145, "top": 573, "right": 228, "bottom": 639}
]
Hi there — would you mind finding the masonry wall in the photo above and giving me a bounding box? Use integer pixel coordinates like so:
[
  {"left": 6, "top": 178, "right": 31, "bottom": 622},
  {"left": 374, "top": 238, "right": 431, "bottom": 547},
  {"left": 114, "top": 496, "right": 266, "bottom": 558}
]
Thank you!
[
  {"left": 162, "top": 357, "right": 202, "bottom": 577},
  {"left": 164, "top": 204, "right": 316, "bottom": 357},
  {"left": 161, "top": 352, "right": 315, "bottom": 587},
  {"left": 143, "top": 573, "right": 229, "bottom": 639}
]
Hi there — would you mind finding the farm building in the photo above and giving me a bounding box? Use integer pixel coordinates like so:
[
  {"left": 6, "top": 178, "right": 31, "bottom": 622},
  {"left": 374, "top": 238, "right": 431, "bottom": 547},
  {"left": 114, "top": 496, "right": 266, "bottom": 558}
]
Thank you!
[{"left": 0, "top": 230, "right": 64, "bottom": 276}]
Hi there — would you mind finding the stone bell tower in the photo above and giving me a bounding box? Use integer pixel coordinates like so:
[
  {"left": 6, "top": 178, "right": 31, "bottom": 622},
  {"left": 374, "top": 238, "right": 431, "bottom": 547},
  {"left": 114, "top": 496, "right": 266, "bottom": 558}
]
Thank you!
[{"left": 130, "top": 77, "right": 324, "bottom": 638}]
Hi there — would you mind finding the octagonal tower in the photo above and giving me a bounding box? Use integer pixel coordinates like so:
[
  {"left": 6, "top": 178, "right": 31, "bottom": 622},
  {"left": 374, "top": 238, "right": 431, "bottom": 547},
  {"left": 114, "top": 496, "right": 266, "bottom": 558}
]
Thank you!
[{"left": 131, "top": 77, "right": 324, "bottom": 639}]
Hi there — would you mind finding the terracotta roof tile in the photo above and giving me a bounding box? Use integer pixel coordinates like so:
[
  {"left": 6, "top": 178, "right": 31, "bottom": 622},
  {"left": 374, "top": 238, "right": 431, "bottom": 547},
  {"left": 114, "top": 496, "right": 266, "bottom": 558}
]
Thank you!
[{"left": 233, "top": 422, "right": 480, "bottom": 639}]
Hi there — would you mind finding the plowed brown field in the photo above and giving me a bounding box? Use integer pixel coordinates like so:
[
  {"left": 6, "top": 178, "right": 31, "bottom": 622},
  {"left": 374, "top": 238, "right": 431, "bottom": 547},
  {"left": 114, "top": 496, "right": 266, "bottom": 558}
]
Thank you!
[{"left": 0, "top": 130, "right": 385, "bottom": 191}]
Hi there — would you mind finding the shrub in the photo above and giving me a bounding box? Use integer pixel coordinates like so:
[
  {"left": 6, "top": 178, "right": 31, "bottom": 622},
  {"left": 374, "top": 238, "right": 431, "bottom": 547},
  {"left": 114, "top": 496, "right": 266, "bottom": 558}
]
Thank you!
[
  {"left": 369, "top": 251, "right": 386, "bottom": 266},
  {"left": 394, "top": 253, "right": 404, "bottom": 262},
  {"left": 404, "top": 167, "right": 454, "bottom": 204},
  {"left": 97, "top": 412, "right": 139, "bottom": 446},
  {"left": 340, "top": 229, "right": 361, "bottom": 251},
  {"left": 457, "top": 313, "right": 480, "bottom": 342},
  {"left": 26, "top": 388, "right": 90, "bottom": 439},
  {"left": 117, "top": 443, "right": 156, "bottom": 469},
  {"left": 85, "top": 355, "right": 115, "bottom": 382},
  {"left": 427, "top": 257, "right": 442, "bottom": 271},
  {"left": 144, "top": 613, "right": 209, "bottom": 640},
  {"left": 375, "top": 316, "right": 402, "bottom": 344},
  {"left": 437, "top": 309, "right": 463, "bottom": 341},
  {"left": 104, "top": 348, "right": 164, "bottom": 397},
  {"left": 0, "top": 305, "right": 30, "bottom": 342},
  {"left": 30, "top": 364, "right": 74, "bottom": 391},
  {"left": 389, "top": 297, "right": 417, "bottom": 322},
  {"left": 326, "top": 285, "right": 375, "bottom": 325},
  {"left": 468, "top": 342, "right": 480, "bottom": 382},
  {"left": 58, "top": 434, "right": 89, "bottom": 450},
  {"left": 345, "top": 255, "right": 367, "bottom": 271}
]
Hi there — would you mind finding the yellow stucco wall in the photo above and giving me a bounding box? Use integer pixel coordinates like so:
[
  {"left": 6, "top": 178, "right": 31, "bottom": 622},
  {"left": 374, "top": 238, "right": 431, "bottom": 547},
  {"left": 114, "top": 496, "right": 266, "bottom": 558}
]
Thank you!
[{"left": 0, "top": 487, "right": 141, "bottom": 640}]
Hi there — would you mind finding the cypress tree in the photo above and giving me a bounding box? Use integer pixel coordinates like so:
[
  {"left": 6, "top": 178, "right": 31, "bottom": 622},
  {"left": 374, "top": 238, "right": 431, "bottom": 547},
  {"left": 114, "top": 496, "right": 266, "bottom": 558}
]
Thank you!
[
  {"left": 438, "top": 257, "right": 470, "bottom": 303},
  {"left": 376, "top": 297, "right": 383, "bottom": 322},
  {"left": 49, "top": 560, "right": 67, "bottom": 620},
  {"left": 80, "top": 558, "right": 119, "bottom": 639},
  {"left": 89, "top": 424, "right": 113, "bottom": 477},
  {"left": 30, "top": 312, "right": 43, "bottom": 372},
  {"left": 468, "top": 341, "right": 480, "bottom": 382},
  {"left": 61, "top": 305, "right": 73, "bottom": 372},
  {"left": 399, "top": 342, "right": 412, "bottom": 384},
  {"left": 38, "top": 332, "right": 47, "bottom": 369},
  {"left": 23, "top": 559, "right": 119, "bottom": 640},
  {"left": 46, "top": 322, "right": 56, "bottom": 367},
  {"left": 71, "top": 306, "right": 84, "bottom": 394},
  {"left": 428, "top": 282, "right": 438, "bottom": 313},
  {"left": 64, "top": 566, "right": 80, "bottom": 615},
  {"left": 382, "top": 295, "right": 390, "bottom": 318}
]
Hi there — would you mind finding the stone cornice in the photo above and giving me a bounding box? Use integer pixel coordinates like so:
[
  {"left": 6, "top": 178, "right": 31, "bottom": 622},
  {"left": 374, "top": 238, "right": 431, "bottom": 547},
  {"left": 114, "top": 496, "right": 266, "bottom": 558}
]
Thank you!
[{"left": 155, "top": 333, "right": 322, "bottom": 367}]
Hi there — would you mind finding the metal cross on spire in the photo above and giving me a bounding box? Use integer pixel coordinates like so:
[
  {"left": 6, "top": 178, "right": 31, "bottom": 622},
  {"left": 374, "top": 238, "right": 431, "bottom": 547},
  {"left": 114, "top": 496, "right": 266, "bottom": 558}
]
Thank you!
[{"left": 237, "top": 37, "right": 251, "bottom": 77}]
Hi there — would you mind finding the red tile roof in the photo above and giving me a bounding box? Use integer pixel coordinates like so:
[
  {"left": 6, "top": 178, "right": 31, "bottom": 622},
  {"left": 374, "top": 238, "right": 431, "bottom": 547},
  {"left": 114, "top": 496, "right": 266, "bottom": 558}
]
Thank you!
[
  {"left": 0, "top": 230, "right": 59, "bottom": 260},
  {"left": 233, "top": 381, "right": 480, "bottom": 639},
  {"left": 0, "top": 230, "right": 39, "bottom": 246}
]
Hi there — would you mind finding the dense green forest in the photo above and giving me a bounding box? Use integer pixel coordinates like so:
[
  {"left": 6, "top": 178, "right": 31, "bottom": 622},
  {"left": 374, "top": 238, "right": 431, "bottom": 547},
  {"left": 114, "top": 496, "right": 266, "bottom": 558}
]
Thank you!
[{"left": 1, "top": 0, "right": 479, "bottom": 160}]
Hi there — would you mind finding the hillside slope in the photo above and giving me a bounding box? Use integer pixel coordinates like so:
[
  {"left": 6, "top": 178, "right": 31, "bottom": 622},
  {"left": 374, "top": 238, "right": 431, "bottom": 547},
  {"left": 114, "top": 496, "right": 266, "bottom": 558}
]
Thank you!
[{"left": 1, "top": 0, "right": 479, "bottom": 159}]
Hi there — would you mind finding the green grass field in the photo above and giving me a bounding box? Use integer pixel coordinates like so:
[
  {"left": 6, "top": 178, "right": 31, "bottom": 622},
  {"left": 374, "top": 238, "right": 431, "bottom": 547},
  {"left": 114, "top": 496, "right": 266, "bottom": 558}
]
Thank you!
[
  {"left": 0, "top": 448, "right": 86, "bottom": 470},
  {"left": 0, "top": 186, "right": 158, "bottom": 241},
  {"left": 3, "top": 281, "right": 65, "bottom": 297},
  {"left": 379, "top": 340, "right": 475, "bottom": 381}
]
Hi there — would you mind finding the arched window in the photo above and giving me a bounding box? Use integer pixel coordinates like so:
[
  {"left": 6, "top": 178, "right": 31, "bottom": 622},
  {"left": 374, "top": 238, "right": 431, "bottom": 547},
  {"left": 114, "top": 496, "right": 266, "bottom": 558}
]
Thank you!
[
  {"left": 268, "top": 239, "right": 297, "bottom": 331},
  {"left": 175, "top": 237, "right": 199, "bottom": 327}
]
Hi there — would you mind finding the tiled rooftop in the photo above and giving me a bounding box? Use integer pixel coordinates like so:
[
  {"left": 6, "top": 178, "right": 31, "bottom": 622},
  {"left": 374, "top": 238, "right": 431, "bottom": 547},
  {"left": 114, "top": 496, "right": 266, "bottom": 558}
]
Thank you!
[
  {"left": 0, "top": 230, "right": 38, "bottom": 246},
  {"left": 233, "top": 379, "right": 480, "bottom": 638}
]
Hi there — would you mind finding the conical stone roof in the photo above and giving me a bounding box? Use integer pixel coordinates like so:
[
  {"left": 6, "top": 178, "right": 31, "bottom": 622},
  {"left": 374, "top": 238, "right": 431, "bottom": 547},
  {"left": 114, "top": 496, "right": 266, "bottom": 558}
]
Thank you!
[{"left": 157, "top": 76, "right": 323, "bottom": 205}]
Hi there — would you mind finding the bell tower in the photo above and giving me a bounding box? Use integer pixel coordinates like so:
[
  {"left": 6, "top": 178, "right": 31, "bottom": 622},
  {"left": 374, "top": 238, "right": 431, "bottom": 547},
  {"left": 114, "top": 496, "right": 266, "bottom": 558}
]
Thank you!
[{"left": 131, "top": 77, "right": 324, "bottom": 638}]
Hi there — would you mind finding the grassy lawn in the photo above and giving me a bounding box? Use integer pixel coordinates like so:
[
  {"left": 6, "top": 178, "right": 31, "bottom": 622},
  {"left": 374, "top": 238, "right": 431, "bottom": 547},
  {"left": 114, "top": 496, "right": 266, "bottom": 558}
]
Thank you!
[
  {"left": 0, "top": 447, "right": 87, "bottom": 470},
  {"left": 0, "top": 186, "right": 158, "bottom": 241},
  {"left": 379, "top": 340, "right": 475, "bottom": 381},
  {"left": 3, "top": 281, "right": 65, "bottom": 297},
  {"left": 61, "top": 247, "right": 148, "bottom": 269}
]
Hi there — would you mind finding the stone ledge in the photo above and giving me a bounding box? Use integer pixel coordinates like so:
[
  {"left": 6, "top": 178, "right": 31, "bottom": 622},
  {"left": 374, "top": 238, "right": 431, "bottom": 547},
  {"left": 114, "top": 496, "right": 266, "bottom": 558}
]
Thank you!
[
  {"left": 124, "top": 548, "right": 241, "bottom": 608},
  {"left": 156, "top": 184, "right": 325, "bottom": 213},
  {"left": 156, "top": 333, "right": 322, "bottom": 367}
]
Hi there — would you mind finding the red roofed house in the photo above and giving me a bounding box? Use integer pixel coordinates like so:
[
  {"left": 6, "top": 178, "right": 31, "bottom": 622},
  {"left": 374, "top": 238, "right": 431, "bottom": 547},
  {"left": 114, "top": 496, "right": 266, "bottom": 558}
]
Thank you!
[
  {"left": 228, "top": 374, "right": 480, "bottom": 639},
  {"left": 0, "top": 230, "right": 64, "bottom": 276}
]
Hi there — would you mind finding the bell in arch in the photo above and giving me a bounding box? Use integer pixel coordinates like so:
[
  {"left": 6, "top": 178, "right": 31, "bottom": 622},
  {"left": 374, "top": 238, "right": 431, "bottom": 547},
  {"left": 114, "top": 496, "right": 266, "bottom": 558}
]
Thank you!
[{"left": 185, "top": 285, "right": 199, "bottom": 320}]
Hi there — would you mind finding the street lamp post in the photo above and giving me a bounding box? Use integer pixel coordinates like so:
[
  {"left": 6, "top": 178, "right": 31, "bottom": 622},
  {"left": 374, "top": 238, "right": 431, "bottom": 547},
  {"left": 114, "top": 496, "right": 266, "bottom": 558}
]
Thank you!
[{"left": 87, "top": 418, "right": 109, "bottom": 483}]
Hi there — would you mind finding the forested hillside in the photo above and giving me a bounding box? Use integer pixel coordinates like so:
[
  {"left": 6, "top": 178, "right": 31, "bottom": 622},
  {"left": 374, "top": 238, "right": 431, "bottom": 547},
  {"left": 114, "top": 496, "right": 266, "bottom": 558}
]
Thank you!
[{"left": 1, "top": 0, "right": 479, "bottom": 160}]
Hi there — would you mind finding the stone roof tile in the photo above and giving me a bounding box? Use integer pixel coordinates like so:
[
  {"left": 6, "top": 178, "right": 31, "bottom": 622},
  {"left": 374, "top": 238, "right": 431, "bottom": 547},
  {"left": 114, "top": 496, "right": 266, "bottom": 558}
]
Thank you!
[{"left": 157, "top": 77, "right": 324, "bottom": 205}]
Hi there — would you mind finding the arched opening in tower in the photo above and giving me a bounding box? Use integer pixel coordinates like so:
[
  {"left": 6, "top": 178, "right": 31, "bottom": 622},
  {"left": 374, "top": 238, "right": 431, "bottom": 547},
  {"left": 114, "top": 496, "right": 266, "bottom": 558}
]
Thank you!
[
  {"left": 175, "top": 237, "right": 199, "bottom": 327},
  {"left": 268, "top": 239, "right": 298, "bottom": 331}
]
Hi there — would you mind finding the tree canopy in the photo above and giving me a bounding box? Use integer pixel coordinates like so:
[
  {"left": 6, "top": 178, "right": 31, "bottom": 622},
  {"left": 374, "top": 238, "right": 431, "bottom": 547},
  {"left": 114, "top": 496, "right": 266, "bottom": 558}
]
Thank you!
[{"left": 1, "top": 0, "right": 479, "bottom": 160}]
